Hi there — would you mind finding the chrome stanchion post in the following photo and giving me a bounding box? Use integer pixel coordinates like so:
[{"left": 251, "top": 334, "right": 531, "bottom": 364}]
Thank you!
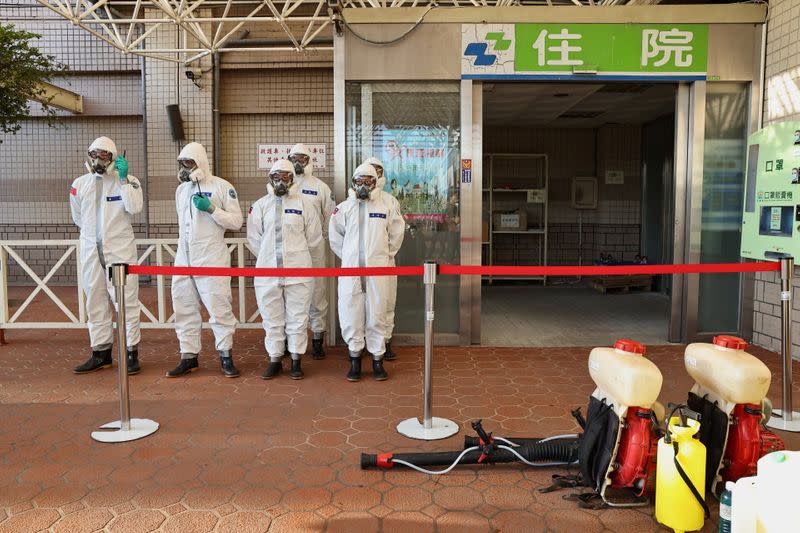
[
  {"left": 91, "top": 263, "right": 159, "bottom": 443},
  {"left": 397, "top": 261, "right": 458, "bottom": 440},
  {"left": 113, "top": 263, "right": 131, "bottom": 431},
  {"left": 768, "top": 255, "right": 800, "bottom": 432},
  {"left": 423, "top": 260, "right": 435, "bottom": 429}
]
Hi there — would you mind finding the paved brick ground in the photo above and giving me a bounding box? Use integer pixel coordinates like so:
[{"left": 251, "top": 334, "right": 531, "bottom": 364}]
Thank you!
[{"left": 1, "top": 289, "right": 799, "bottom": 532}]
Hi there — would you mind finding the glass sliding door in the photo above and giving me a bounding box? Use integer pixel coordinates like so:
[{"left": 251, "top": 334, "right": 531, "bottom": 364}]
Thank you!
[
  {"left": 345, "top": 82, "right": 461, "bottom": 338},
  {"left": 697, "top": 83, "right": 750, "bottom": 333}
]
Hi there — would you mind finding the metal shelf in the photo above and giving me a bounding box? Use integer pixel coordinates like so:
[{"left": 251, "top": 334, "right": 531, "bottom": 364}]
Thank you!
[{"left": 482, "top": 153, "right": 549, "bottom": 285}]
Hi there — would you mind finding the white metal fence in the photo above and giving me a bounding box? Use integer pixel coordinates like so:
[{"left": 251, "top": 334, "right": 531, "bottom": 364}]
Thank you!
[{"left": 0, "top": 239, "right": 264, "bottom": 330}]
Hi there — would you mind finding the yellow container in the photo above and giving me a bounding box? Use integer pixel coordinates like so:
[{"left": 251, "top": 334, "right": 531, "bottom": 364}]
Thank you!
[{"left": 655, "top": 417, "right": 707, "bottom": 533}]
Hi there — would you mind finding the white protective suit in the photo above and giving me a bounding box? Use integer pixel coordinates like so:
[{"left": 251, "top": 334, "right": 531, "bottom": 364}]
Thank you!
[
  {"left": 172, "top": 142, "right": 243, "bottom": 356},
  {"left": 289, "top": 143, "right": 335, "bottom": 336},
  {"left": 364, "top": 157, "right": 403, "bottom": 342},
  {"left": 248, "top": 161, "right": 323, "bottom": 359},
  {"left": 329, "top": 164, "right": 405, "bottom": 356},
  {"left": 70, "top": 136, "right": 143, "bottom": 349}
]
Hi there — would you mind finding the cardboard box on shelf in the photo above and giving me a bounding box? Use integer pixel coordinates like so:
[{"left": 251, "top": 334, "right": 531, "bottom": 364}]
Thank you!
[
  {"left": 482, "top": 220, "right": 489, "bottom": 242},
  {"left": 492, "top": 210, "right": 527, "bottom": 230}
]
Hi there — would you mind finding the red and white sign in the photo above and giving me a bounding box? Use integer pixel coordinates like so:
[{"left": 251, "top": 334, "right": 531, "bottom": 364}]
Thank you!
[{"left": 257, "top": 144, "right": 327, "bottom": 170}]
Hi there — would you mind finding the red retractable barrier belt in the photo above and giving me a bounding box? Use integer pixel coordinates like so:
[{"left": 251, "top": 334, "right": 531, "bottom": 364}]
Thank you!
[
  {"left": 439, "top": 262, "right": 779, "bottom": 276},
  {"left": 127, "top": 265, "right": 424, "bottom": 277},
  {"left": 128, "top": 262, "right": 779, "bottom": 278}
]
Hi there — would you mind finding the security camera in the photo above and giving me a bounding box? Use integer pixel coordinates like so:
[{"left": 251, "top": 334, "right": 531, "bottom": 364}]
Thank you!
[{"left": 185, "top": 68, "right": 202, "bottom": 81}]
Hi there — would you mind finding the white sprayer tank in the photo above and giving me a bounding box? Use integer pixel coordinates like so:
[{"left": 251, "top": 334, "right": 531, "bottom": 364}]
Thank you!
[
  {"left": 588, "top": 339, "right": 663, "bottom": 411},
  {"left": 684, "top": 336, "right": 771, "bottom": 406},
  {"left": 755, "top": 451, "right": 800, "bottom": 533}
]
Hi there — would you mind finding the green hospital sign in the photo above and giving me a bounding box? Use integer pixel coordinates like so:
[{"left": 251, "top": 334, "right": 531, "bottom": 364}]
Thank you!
[{"left": 462, "top": 23, "right": 708, "bottom": 80}]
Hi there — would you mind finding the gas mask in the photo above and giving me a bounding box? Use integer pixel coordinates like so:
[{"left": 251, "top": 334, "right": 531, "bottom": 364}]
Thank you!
[
  {"left": 177, "top": 160, "right": 201, "bottom": 183},
  {"left": 289, "top": 154, "right": 310, "bottom": 177},
  {"left": 90, "top": 158, "right": 111, "bottom": 174},
  {"left": 87, "top": 149, "right": 113, "bottom": 175},
  {"left": 270, "top": 172, "right": 293, "bottom": 196},
  {"left": 353, "top": 176, "right": 375, "bottom": 200}
]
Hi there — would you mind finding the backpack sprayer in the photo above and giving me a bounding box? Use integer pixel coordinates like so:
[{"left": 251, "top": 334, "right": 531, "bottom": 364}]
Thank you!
[{"left": 361, "top": 338, "right": 785, "bottom": 519}]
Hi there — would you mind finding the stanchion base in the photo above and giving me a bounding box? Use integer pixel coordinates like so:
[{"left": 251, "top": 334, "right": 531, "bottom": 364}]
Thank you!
[
  {"left": 397, "top": 417, "right": 459, "bottom": 440},
  {"left": 91, "top": 418, "right": 159, "bottom": 443},
  {"left": 767, "top": 410, "right": 800, "bottom": 433}
]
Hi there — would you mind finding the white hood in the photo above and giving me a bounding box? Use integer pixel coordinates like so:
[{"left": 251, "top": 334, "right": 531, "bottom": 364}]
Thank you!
[
  {"left": 178, "top": 142, "right": 212, "bottom": 182},
  {"left": 289, "top": 143, "right": 311, "bottom": 158},
  {"left": 88, "top": 136, "right": 118, "bottom": 160},
  {"left": 364, "top": 157, "right": 385, "bottom": 190}
]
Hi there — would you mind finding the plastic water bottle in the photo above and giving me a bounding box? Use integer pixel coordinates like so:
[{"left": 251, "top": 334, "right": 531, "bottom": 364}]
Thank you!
[{"left": 719, "top": 481, "right": 733, "bottom": 533}]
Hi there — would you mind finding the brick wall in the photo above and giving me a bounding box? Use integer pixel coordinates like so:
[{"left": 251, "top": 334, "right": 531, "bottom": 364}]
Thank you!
[
  {"left": 0, "top": 3, "right": 145, "bottom": 284},
  {"left": 1, "top": 6, "right": 334, "bottom": 289},
  {"left": 753, "top": 0, "right": 800, "bottom": 357}
]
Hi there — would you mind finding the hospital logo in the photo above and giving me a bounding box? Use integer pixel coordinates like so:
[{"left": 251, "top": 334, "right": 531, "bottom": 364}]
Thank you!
[
  {"left": 461, "top": 24, "right": 516, "bottom": 75},
  {"left": 464, "top": 31, "right": 511, "bottom": 67}
]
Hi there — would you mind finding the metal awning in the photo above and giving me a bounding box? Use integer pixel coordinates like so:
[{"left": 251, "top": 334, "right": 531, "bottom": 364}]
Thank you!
[{"left": 31, "top": 0, "right": 664, "bottom": 64}]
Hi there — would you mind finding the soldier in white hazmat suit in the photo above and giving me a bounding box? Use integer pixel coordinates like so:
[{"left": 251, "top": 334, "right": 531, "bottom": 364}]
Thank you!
[
  {"left": 363, "top": 156, "right": 404, "bottom": 361},
  {"left": 288, "top": 143, "right": 335, "bottom": 359},
  {"left": 167, "top": 142, "right": 243, "bottom": 378},
  {"left": 329, "top": 163, "right": 405, "bottom": 381},
  {"left": 248, "top": 159, "right": 323, "bottom": 380},
  {"left": 71, "top": 136, "right": 144, "bottom": 375}
]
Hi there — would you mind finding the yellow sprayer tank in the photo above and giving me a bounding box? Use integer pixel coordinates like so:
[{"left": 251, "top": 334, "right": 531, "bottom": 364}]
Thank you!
[
  {"left": 588, "top": 339, "right": 663, "bottom": 410},
  {"left": 684, "top": 336, "right": 770, "bottom": 405},
  {"left": 656, "top": 416, "right": 707, "bottom": 533}
]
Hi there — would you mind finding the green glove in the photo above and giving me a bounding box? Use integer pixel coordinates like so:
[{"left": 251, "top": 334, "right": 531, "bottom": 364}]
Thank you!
[
  {"left": 192, "top": 193, "right": 214, "bottom": 213},
  {"left": 115, "top": 155, "right": 129, "bottom": 181}
]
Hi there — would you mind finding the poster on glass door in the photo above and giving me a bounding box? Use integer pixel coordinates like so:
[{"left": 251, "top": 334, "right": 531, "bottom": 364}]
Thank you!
[{"left": 372, "top": 126, "right": 452, "bottom": 223}]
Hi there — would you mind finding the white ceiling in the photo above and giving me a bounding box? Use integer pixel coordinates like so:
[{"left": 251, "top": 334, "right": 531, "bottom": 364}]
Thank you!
[{"left": 482, "top": 82, "right": 676, "bottom": 128}]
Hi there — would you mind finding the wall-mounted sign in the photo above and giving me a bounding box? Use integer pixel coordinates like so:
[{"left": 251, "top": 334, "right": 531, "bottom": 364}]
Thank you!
[
  {"left": 462, "top": 23, "right": 708, "bottom": 80},
  {"left": 605, "top": 170, "right": 625, "bottom": 185},
  {"left": 741, "top": 121, "right": 800, "bottom": 260},
  {"left": 257, "top": 144, "right": 326, "bottom": 170}
]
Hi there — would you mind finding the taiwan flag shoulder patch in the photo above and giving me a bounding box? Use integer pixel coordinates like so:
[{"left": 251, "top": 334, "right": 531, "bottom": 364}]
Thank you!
[
  {"left": 332, "top": 207, "right": 339, "bottom": 215},
  {"left": 70, "top": 187, "right": 77, "bottom": 196},
  {"left": 248, "top": 206, "right": 253, "bottom": 214}
]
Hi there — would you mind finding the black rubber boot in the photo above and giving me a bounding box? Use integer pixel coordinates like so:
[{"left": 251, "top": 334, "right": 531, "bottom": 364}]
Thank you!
[
  {"left": 290, "top": 358, "right": 304, "bottom": 380},
  {"left": 262, "top": 361, "right": 282, "bottom": 380},
  {"left": 346, "top": 351, "right": 362, "bottom": 382},
  {"left": 73, "top": 348, "right": 112, "bottom": 374},
  {"left": 219, "top": 350, "right": 240, "bottom": 378},
  {"left": 166, "top": 356, "right": 198, "bottom": 377},
  {"left": 372, "top": 358, "right": 388, "bottom": 381},
  {"left": 311, "top": 335, "right": 326, "bottom": 360},
  {"left": 383, "top": 339, "right": 396, "bottom": 361},
  {"left": 126, "top": 348, "right": 141, "bottom": 375}
]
